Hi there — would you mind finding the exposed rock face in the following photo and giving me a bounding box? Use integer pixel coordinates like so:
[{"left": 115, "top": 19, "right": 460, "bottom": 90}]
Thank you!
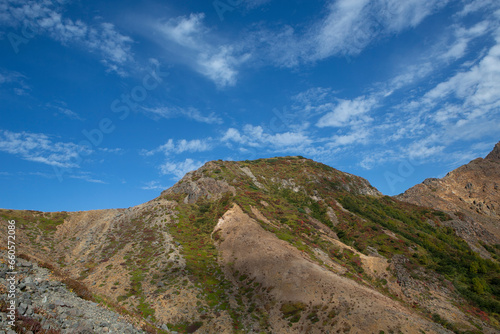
[
  {"left": 397, "top": 142, "right": 500, "bottom": 251},
  {"left": 161, "top": 161, "right": 236, "bottom": 204},
  {"left": 486, "top": 142, "right": 500, "bottom": 161},
  {"left": 0, "top": 253, "right": 143, "bottom": 333}
]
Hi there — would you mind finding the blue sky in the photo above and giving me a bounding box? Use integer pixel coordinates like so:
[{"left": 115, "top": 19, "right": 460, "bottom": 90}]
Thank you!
[{"left": 1, "top": 0, "right": 499, "bottom": 212}]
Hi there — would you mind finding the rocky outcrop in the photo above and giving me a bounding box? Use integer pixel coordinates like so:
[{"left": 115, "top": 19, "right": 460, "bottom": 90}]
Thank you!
[
  {"left": 161, "top": 162, "right": 236, "bottom": 204},
  {"left": 397, "top": 141, "right": 500, "bottom": 245},
  {"left": 0, "top": 254, "right": 144, "bottom": 334},
  {"left": 486, "top": 142, "right": 500, "bottom": 161}
]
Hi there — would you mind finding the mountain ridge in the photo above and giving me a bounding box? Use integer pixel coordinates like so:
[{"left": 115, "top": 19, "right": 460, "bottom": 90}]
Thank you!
[
  {"left": 397, "top": 141, "right": 500, "bottom": 257},
  {"left": 1, "top": 152, "right": 499, "bottom": 333}
]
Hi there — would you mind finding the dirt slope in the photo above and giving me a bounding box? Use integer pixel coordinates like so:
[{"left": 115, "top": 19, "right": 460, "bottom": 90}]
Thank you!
[{"left": 214, "top": 204, "right": 451, "bottom": 334}]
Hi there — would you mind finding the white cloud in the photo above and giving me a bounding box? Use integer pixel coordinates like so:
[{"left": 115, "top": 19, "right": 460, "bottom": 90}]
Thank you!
[
  {"left": 327, "top": 130, "right": 370, "bottom": 147},
  {"left": 153, "top": 13, "right": 249, "bottom": 87},
  {"left": 418, "top": 28, "right": 500, "bottom": 120},
  {"left": 221, "top": 128, "right": 244, "bottom": 143},
  {"left": 98, "top": 147, "right": 124, "bottom": 154},
  {"left": 141, "top": 180, "right": 166, "bottom": 191},
  {"left": 0, "top": 130, "right": 89, "bottom": 168},
  {"left": 222, "top": 125, "right": 312, "bottom": 148},
  {"left": 249, "top": 2, "right": 500, "bottom": 170},
  {"left": 406, "top": 136, "right": 445, "bottom": 160},
  {"left": 0, "top": 1, "right": 133, "bottom": 74},
  {"left": 198, "top": 46, "right": 246, "bottom": 87},
  {"left": 458, "top": 0, "right": 500, "bottom": 16},
  {"left": 47, "top": 102, "right": 84, "bottom": 121},
  {"left": 355, "top": 28, "right": 500, "bottom": 168},
  {"left": 370, "top": 22, "right": 493, "bottom": 98},
  {"left": 292, "top": 87, "right": 334, "bottom": 105},
  {"left": 359, "top": 149, "right": 398, "bottom": 169},
  {"left": 439, "top": 22, "right": 491, "bottom": 61},
  {"left": 69, "top": 172, "right": 106, "bottom": 184},
  {"left": 250, "top": 0, "right": 449, "bottom": 67},
  {"left": 143, "top": 138, "right": 212, "bottom": 156},
  {"left": 316, "top": 96, "right": 377, "bottom": 128},
  {"left": 158, "top": 13, "right": 206, "bottom": 48},
  {"left": 57, "top": 107, "right": 81, "bottom": 120},
  {"left": 314, "top": 0, "right": 448, "bottom": 58},
  {"left": 177, "top": 139, "right": 211, "bottom": 153},
  {"left": 0, "top": 70, "right": 24, "bottom": 84},
  {"left": 0, "top": 69, "right": 30, "bottom": 95},
  {"left": 142, "top": 106, "right": 223, "bottom": 124},
  {"left": 159, "top": 158, "right": 205, "bottom": 179}
]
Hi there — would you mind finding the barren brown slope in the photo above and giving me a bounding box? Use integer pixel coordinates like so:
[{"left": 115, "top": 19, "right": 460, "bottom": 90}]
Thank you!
[
  {"left": 397, "top": 142, "right": 500, "bottom": 253},
  {"left": 214, "top": 204, "right": 450, "bottom": 334}
]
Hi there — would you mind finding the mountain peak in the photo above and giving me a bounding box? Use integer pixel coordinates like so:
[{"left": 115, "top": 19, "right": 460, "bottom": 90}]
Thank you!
[
  {"left": 161, "top": 156, "right": 381, "bottom": 204},
  {"left": 485, "top": 141, "right": 500, "bottom": 161}
]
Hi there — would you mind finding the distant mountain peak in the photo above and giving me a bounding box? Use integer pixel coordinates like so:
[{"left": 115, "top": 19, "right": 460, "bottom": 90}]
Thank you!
[{"left": 485, "top": 141, "right": 500, "bottom": 161}]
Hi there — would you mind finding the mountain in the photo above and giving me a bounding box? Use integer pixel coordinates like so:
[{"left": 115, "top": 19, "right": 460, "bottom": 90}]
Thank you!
[
  {"left": 397, "top": 142, "right": 500, "bottom": 257},
  {"left": 1, "top": 156, "right": 499, "bottom": 333}
]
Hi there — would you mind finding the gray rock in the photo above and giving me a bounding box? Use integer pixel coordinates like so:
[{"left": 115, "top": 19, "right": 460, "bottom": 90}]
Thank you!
[
  {"left": 18, "top": 302, "right": 28, "bottom": 315},
  {"left": 54, "top": 300, "right": 71, "bottom": 307},
  {"left": 68, "top": 308, "right": 83, "bottom": 317},
  {"left": 74, "top": 321, "right": 94, "bottom": 333}
]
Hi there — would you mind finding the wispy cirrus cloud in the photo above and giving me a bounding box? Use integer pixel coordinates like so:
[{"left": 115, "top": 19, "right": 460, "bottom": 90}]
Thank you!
[
  {"left": 142, "top": 106, "right": 223, "bottom": 124},
  {"left": 388, "top": 26, "right": 500, "bottom": 144},
  {"left": 0, "top": 0, "right": 134, "bottom": 75},
  {"left": 11, "top": 170, "right": 106, "bottom": 184},
  {"left": 152, "top": 13, "right": 250, "bottom": 87},
  {"left": 46, "top": 102, "right": 84, "bottom": 121},
  {"left": 246, "top": 0, "right": 450, "bottom": 67},
  {"left": 68, "top": 172, "right": 106, "bottom": 184},
  {"left": 355, "top": 25, "right": 500, "bottom": 169},
  {"left": 0, "top": 69, "right": 30, "bottom": 95},
  {"left": 458, "top": 0, "right": 500, "bottom": 16},
  {"left": 438, "top": 21, "right": 491, "bottom": 61},
  {"left": 0, "top": 129, "right": 90, "bottom": 168}
]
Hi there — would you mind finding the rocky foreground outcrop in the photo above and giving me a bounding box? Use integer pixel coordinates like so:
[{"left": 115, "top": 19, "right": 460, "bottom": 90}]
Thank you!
[{"left": 0, "top": 252, "right": 145, "bottom": 334}]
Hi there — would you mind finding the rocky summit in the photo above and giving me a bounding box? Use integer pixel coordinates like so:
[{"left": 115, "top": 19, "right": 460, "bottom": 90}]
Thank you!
[
  {"left": 1, "top": 153, "right": 500, "bottom": 333},
  {"left": 397, "top": 142, "right": 500, "bottom": 258}
]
